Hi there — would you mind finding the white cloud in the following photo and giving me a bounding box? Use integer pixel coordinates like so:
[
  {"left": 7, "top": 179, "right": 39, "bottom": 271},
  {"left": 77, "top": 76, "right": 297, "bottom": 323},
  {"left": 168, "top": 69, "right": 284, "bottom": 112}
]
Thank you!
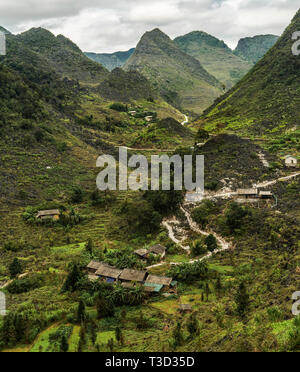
[{"left": 0, "top": 0, "right": 298, "bottom": 52}]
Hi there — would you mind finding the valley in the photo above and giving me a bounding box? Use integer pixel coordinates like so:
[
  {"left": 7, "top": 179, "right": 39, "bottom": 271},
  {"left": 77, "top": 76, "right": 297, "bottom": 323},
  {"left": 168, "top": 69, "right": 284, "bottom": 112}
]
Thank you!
[{"left": 0, "top": 6, "right": 299, "bottom": 354}]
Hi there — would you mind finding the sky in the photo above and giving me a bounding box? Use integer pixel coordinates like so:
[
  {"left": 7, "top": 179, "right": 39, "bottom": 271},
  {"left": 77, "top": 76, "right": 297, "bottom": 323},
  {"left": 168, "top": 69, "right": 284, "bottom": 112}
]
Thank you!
[{"left": 0, "top": 0, "right": 299, "bottom": 53}]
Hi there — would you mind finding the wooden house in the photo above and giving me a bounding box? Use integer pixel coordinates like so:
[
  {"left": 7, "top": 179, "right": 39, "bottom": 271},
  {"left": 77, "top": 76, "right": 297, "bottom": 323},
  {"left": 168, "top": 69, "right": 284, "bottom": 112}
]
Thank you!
[
  {"left": 36, "top": 209, "right": 60, "bottom": 221},
  {"left": 237, "top": 189, "right": 258, "bottom": 199},
  {"left": 134, "top": 249, "right": 149, "bottom": 259},
  {"left": 119, "top": 269, "right": 148, "bottom": 284},
  {"left": 144, "top": 283, "right": 164, "bottom": 294},
  {"left": 259, "top": 191, "right": 273, "bottom": 199},
  {"left": 87, "top": 260, "right": 103, "bottom": 274},
  {"left": 145, "top": 275, "right": 172, "bottom": 291},
  {"left": 95, "top": 265, "right": 123, "bottom": 284},
  {"left": 148, "top": 245, "right": 166, "bottom": 259}
]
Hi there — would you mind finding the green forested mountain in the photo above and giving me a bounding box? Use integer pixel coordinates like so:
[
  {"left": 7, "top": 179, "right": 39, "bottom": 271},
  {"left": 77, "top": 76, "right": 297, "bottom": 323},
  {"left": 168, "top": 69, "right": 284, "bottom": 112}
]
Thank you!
[
  {"left": 0, "top": 27, "right": 185, "bottom": 206},
  {"left": 234, "top": 34, "right": 279, "bottom": 63},
  {"left": 124, "top": 28, "right": 223, "bottom": 114},
  {"left": 174, "top": 31, "right": 253, "bottom": 89},
  {"left": 15, "top": 28, "right": 109, "bottom": 84},
  {"left": 202, "top": 10, "right": 300, "bottom": 137},
  {"left": 85, "top": 48, "right": 135, "bottom": 71}
]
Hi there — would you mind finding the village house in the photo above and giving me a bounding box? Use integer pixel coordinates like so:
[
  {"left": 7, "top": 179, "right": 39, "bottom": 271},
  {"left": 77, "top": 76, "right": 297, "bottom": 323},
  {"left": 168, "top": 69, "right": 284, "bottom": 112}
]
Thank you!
[
  {"left": 134, "top": 245, "right": 167, "bottom": 261},
  {"left": 259, "top": 191, "right": 273, "bottom": 199},
  {"left": 119, "top": 269, "right": 148, "bottom": 284},
  {"left": 145, "top": 275, "right": 173, "bottom": 293},
  {"left": 144, "top": 283, "right": 164, "bottom": 294},
  {"left": 134, "top": 249, "right": 149, "bottom": 260},
  {"left": 87, "top": 260, "right": 103, "bottom": 274},
  {"left": 237, "top": 189, "right": 258, "bottom": 199},
  {"left": 128, "top": 111, "right": 137, "bottom": 116},
  {"left": 148, "top": 245, "right": 166, "bottom": 260},
  {"left": 95, "top": 264, "right": 123, "bottom": 284},
  {"left": 36, "top": 209, "right": 60, "bottom": 221},
  {"left": 86, "top": 261, "right": 175, "bottom": 295},
  {"left": 284, "top": 155, "right": 298, "bottom": 168}
]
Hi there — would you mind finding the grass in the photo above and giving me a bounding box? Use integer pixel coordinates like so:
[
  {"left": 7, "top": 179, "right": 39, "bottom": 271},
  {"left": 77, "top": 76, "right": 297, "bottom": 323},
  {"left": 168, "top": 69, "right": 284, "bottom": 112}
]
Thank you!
[{"left": 30, "top": 323, "right": 61, "bottom": 352}]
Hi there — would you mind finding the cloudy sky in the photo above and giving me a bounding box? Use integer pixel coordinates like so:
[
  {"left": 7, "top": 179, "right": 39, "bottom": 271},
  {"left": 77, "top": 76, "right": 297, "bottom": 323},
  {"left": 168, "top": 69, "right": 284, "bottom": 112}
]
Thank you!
[{"left": 0, "top": 0, "right": 299, "bottom": 52}]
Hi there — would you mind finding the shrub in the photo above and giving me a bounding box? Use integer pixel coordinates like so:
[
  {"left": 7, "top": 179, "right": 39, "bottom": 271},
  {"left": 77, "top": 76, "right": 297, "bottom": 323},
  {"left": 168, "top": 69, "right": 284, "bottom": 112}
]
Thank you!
[
  {"left": 70, "top": 186, "right": 84, "bottom": 203},
  {"left": 109, "top": 103, "right": 127, "bottom": 112}
]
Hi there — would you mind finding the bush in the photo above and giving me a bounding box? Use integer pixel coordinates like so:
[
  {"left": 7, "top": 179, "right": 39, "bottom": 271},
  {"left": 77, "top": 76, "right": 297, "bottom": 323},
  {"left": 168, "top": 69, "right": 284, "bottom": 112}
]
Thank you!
[
  {"left": 109, "top": 103, "right": 127, "bottom": 112},
  {"left": 9, "top": 258, "right": 23, "bottom": 278},
  {"left": 168, "top": 261, "right": 209, "bottom": 283},
  {"left": 70, "top": 186, "right": 84, "bottom": 203},
  {"left": 34, "top": 129, "right": 45, "bottom": 142}
]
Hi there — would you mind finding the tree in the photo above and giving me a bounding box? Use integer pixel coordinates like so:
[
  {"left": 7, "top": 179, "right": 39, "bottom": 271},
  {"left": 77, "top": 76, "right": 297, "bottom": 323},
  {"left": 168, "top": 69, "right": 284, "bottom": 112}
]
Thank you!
[
  {"left": 225, "top": 202, "right": 248, "bottom": 233},
  {"left": 9, "top": 258, "right": 22, "bottom": 278},
  {"left": 60, "top": 335, "right": 69, "bottom": 352},
  {"left": 107, "top": 338, "right": 114, "bottom": 352},
  {"left": 121, "top": 308, "right": 127, "bottom": 326},
  {"left": 79, "top": 324, "right": 86, "bottom": 347},
  {"left": 96, "top": 293, "right": 115, "bottom": 319},
  {"left": 90, "top": 321, "right": 97, "bottom": 345},
  {"left": 173, "top": 322, "right": 184, "bottom": 348},
  {"left": 191, "top": 240, "right": 207, "bottom": 257},
  {"left": 70, "top": 186, "right": 84, "bottom": 203},
  {"left": 235, "top": 282, "right": 250, "bottom": 318},
  {"left": 77, "top": 300, "right": 86, "bottom": 324},
  {"left": 187, "top": 313, "right": 199, "bottom": 337},
  {"left": 205, "top": 234, "right": 218, "bottom": 253},
  {"left": 215, "top": 277, "right": 223, "bottom": 298},
  {"left": 115, "top": 327, "right": 122, "bottom": 345},
  {"left": 205, "top": 282, "right": 211, "bottom": 301},
  {"left": 62, "top": 263, "right": 82, "bottom": 292},
  {"left": 85, "top": 238, "right": 93, "bottom": 255},
  {"left": 195, "top": 128, "right": 209, "bottom": 143}
]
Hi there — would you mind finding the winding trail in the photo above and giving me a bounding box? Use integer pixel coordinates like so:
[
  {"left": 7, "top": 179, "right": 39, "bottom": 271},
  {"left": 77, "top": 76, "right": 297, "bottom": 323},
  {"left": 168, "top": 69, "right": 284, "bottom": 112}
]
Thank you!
[
  {"left": 147, "top": 205, "right": 233, "bottom": 270},
  {"left": 253, "top": 171, "right": 300, "bottom": 189},
  {"left": 147, "top": 171, "right": 300, "bottom": 270},
  {"left": 181, "top": 115, "right": 189, "bottom": 126}
]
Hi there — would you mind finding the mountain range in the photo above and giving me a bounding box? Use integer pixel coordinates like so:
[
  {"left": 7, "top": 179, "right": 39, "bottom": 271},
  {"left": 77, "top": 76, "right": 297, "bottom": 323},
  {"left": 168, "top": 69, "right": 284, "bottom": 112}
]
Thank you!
[
  {"left": 86, "top": 30, "right": 278, "bottom": 113},
  {"left": 124, "top": 28, "right": 223, "bottom": 114},
  {"left": 202, "top": 9, "right": 300, "bottom": 137},
  {"left": 174, "top": 31, "right": 253, "bottom": 89},
  {"left": 85, "top": 48, "right": 135, "bottom": 71},
  {"left": 0, "top": 7, "right": 300, "bottom": 354}
]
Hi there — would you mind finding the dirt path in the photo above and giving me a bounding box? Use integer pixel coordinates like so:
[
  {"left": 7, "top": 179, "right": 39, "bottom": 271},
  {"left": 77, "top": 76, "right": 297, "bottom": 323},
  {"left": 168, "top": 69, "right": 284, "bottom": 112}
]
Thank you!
[
  {"left": 181, "top": 115, "right": 189, "bottom": 126},
  {"left": 147, "top": 205, "right": 233, "bottom": 269},
  {"left": 148, "top": 171, "right": 300, "bottom": 270},
  {"left": 253, "top": 171, "right": 300, "bottom": 189}
]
